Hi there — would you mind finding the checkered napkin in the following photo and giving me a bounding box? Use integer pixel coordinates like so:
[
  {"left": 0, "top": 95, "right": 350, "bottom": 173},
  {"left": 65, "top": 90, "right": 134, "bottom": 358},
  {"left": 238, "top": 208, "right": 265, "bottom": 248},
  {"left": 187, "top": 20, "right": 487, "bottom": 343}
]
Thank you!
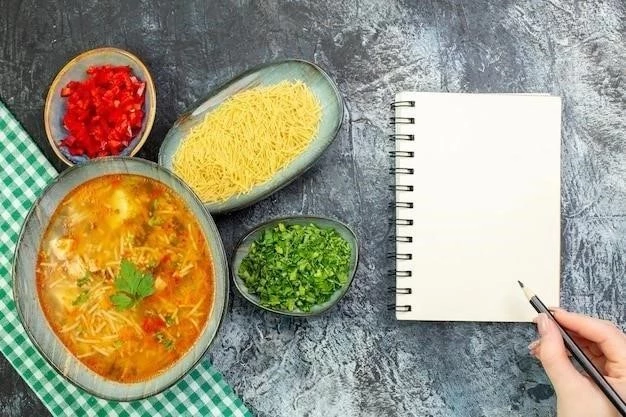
[{"left": 0, "top": 101, "right": 251, "bottom": 417}]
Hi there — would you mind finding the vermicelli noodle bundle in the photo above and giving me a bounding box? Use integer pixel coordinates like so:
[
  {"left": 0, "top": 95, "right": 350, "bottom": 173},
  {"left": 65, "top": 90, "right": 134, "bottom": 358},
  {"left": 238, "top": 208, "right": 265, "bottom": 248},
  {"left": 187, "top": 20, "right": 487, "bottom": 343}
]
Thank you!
[{"left": 172, "top": 81, "right": 322, "bottom": 202}]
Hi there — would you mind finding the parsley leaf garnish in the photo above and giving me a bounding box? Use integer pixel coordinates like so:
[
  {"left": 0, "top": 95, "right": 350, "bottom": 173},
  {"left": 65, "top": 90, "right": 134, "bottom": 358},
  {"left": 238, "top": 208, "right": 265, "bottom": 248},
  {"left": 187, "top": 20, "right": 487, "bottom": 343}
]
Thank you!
[
  {"left": 110, "top": 292, "right": 134, "bottom": 309},
  {"left": 110, "top": 260, "right": 155, "bottom": 310}
]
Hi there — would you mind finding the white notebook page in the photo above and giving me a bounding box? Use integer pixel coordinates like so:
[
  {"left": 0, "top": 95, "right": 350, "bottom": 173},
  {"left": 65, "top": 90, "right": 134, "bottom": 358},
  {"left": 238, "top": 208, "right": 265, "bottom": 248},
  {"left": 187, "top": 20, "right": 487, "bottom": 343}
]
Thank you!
[{"left": 394, "top": 92, "right": 561, "bottom": 322}]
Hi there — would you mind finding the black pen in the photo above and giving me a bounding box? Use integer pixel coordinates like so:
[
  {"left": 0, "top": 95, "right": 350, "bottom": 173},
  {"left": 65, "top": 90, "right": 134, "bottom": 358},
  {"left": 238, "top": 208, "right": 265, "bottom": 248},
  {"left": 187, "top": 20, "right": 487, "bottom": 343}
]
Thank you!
[{"left": 518, "top": 281, "right": 626, "bottom": 416}]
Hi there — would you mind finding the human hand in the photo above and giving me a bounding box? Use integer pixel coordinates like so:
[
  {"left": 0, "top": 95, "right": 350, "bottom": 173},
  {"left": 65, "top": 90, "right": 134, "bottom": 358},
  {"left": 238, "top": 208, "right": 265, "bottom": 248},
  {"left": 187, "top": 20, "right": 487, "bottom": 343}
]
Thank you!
[{"left": 529, "top": 309, "right": 626, "bottom": 417}]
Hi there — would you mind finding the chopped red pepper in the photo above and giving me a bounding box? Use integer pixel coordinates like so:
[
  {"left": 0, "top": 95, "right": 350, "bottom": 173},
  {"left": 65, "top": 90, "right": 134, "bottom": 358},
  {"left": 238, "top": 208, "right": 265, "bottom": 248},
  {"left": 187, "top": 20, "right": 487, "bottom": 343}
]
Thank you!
[
  {"left": 59, "top": 65, "right": 146, "bottom": 158},
  {"left": 141, "top": 316, "right": 166, "bottom": 334}
]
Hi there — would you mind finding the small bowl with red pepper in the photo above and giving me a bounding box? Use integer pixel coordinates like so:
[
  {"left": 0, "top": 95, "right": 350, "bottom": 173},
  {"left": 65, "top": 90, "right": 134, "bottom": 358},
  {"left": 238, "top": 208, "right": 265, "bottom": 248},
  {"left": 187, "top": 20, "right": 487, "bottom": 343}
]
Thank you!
[{"left": 44, "top": 47, "right": 156, "bottom": 166}]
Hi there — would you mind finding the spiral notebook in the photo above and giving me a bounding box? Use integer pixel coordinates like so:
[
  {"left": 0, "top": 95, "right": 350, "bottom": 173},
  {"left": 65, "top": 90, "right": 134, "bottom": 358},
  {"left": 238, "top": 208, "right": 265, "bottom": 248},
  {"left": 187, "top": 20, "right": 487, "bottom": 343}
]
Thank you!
[{"left": 391, "top": 92, "right": 562, "bottom": 322}]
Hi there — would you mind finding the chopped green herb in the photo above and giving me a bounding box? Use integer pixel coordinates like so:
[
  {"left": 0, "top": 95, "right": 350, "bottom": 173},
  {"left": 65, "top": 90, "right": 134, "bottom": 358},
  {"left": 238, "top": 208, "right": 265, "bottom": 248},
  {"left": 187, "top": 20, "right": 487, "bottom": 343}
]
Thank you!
[
  {"left": 110, "top": 260, "right": 155, "bottom": 310},
  {"left": 164, "top": 314, "right": 175, "bottom": 326},
  {"left": 238, "top": 223, "right": 352, "bottom": 312},
  {"left": 147, "top": 215, "right": 162, "bottom": 227},
  {"left": 147, "top": 199, "right": 163, "bottom": 226},
  {"left": 113, "top": 340, "right": 123, "bottom": 349},
  {"left": 72, "top": 290, "right": 89, "bottom": 306},
  {"left": 77, "top": 273, "right": 91, "bottom": 287},
  {"left": 150, "top": 199, "right": 159, "bottom": 214},
  {"left": 155, "top": 332, "right": 174, "bottom": 350}
]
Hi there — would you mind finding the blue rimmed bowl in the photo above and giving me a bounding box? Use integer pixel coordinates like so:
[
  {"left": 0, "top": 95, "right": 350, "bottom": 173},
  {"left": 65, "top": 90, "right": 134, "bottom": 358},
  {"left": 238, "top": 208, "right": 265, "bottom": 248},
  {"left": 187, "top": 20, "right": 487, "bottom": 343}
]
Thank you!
[
  {"left": 158, "top": 59, "right": 344, "bottom": 214},
  {"left": 231, "top": 216, "right": 359, "bottom": 317},
  {"left": 44, "top": 47, "right": 157, "bottom": 166},
  {"left": 12, "top": 157, "right": 228, "bottom": 401}
]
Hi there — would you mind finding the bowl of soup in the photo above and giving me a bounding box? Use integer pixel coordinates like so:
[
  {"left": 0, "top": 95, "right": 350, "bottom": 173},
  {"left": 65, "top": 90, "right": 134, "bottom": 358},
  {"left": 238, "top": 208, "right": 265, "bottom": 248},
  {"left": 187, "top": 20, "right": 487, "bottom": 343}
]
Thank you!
[{"left": 12, "top": 157, "right": 228, "bottom": 401}]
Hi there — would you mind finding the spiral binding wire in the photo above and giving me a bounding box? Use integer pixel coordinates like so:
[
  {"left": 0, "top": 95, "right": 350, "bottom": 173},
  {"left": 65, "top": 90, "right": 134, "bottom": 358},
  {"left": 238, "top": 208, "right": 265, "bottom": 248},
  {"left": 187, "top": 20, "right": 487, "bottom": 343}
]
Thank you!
[
  {"left": 389, "top": 99, "right": 416, "bottom": 314},
  {"left": 389, "top": 185, "right": 414, "bottom": 192},
  {"left": 388, "top": 202, "right": 414, "bottom": 209},
  {"left": 387, "top": 235, "right": 413, "bottom": 243},
  {"left": 387, "top": 269, "right": 412, "bottom": 279},
  {"left": 390, "top": 117, "right": 415, "bottom": 125},
  {"left": 390, "top": 100, "right": 415, "bottom": 109},
  {"left": 388, "top": 134, "right": 414, "bottom": 141},
  {"left": 387, "top": 304, "right": 412, "bottom": 312},
  {"left": 389, "top": 151, "right": 414, "bottom": 158},
  {"left": 387, "top": 253, "right": 412, "bottom": 260},
  {"left": 387, "top": 287, "right": 412, "bottom": 294},
  {"left": 389, "top": 167, "right": 414, "bottom": 175}
]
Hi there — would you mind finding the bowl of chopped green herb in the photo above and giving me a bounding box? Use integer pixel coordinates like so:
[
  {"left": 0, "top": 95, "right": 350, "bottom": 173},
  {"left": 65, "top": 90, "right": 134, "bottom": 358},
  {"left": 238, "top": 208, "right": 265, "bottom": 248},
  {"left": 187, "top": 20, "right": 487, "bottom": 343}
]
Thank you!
[{"left": 231, "top": 216, "right": 358, "bottom": 316}]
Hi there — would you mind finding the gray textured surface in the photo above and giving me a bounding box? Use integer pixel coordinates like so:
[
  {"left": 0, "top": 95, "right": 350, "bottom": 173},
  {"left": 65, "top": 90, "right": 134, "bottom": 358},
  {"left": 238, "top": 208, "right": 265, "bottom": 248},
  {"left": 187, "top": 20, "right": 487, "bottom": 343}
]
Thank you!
[{"left": 1, "top": 0, "right": 625, "bottom": 416}]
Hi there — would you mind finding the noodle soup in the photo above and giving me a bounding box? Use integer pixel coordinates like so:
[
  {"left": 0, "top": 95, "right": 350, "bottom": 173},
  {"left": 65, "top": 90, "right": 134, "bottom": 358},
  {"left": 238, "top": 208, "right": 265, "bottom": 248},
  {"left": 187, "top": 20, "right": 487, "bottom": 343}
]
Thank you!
[{"left": 36, "top": 174, "right": 214, "bottom": 382}]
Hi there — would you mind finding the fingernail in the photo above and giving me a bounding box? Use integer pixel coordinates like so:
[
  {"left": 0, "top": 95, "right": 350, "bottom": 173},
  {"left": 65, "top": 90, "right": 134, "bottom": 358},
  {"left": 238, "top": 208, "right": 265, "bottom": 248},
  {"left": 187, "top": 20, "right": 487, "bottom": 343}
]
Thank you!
[
  {"left": 537, "top": 314, "right": 549, "bottom": 335},
  {"left": 528, "top": 340, "right": 540, "bottom": 351},
  {"left": 548, "top": 306, "right": 563, "bottom": 314}
]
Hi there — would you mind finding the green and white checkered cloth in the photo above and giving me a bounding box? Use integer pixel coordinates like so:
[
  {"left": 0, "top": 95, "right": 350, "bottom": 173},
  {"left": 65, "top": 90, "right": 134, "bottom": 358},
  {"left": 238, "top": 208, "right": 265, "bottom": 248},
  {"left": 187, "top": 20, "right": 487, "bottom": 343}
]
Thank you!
[{"left": 0, "top": 101, "right": 252, "bottom": 417}]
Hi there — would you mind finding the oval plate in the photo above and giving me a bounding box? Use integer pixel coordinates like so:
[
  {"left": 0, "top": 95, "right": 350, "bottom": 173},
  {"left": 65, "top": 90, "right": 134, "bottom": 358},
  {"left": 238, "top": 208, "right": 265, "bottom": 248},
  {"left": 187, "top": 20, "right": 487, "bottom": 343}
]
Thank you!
[
  {"left": 231, "top": 216, "right": 359, "bottom": 317},
  {"left": 12, "top": 157, "right": 228, "bottom": 401},
  {"left": 158, "top": 59, "right": 344, "bottom": 214}
]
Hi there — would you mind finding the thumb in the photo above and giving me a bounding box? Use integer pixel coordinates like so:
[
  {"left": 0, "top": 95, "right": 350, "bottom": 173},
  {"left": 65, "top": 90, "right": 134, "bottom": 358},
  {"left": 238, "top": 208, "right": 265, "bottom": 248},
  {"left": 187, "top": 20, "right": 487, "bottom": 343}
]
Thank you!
[{"left": 534, "top": 313, "right": 585, "bottom": 392}]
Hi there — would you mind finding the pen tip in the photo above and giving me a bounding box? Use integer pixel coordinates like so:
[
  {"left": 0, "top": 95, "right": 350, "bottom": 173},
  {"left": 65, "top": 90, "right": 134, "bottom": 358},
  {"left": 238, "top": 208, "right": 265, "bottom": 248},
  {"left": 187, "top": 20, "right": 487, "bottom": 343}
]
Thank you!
[{"left": 517, "top": 280, "right": 524, "bottom": 288}]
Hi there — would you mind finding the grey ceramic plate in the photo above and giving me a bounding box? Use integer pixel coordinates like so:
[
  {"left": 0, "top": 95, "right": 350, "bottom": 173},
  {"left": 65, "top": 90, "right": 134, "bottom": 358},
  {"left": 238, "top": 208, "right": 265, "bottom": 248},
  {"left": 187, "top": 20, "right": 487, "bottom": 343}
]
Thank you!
[
  {"left": 158, "top": 59, "right": 344, "bottom": 214},
  {"left": 231, "top": 216, "right": 359, "bottom": 317},
  {"left": 12, "top": 157, "right": 228, "bottom": 401},
  {"left": 44, "top": 47, "right": 157, "bottom": 166}
]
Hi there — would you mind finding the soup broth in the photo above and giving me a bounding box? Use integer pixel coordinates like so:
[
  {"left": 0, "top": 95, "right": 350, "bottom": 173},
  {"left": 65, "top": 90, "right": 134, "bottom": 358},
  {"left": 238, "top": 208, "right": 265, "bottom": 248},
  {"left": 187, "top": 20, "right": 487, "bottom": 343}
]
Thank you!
[{"left": 36, "top": 174, "right": 214, "bottom": 382}]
